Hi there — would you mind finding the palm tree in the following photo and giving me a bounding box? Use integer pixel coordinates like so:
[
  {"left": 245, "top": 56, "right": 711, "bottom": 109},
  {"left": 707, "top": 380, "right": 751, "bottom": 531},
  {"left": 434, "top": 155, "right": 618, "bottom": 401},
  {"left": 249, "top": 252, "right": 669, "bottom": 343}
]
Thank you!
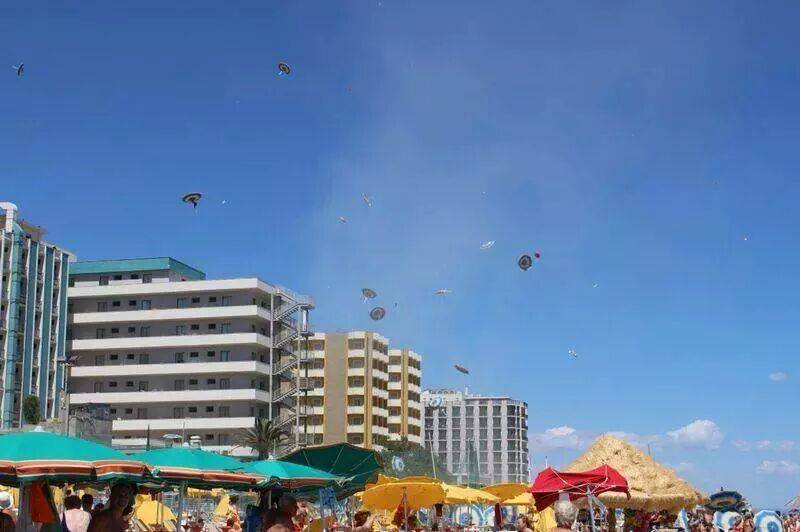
[{"left": 236, "top": 418, "right": 287, "bottom": 459}]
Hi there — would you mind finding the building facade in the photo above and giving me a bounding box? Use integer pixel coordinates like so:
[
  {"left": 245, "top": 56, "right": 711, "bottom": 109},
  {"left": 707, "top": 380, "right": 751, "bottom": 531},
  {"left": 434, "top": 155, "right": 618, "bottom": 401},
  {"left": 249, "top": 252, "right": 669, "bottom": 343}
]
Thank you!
[
  {"left": 388, "top": 348, "right": 422, "bottom": 444},
  {"left": 0, "top": 202, "right": 73, "bottom": 428},
  {"left": 422, "top": 389, "right": 529, "bottom": 484},
  {"left": 66, "top": 257, "right": 313, "bottom": 456},
  {"left": 291, "top": 332, "right": 423, "bottom": 449}
]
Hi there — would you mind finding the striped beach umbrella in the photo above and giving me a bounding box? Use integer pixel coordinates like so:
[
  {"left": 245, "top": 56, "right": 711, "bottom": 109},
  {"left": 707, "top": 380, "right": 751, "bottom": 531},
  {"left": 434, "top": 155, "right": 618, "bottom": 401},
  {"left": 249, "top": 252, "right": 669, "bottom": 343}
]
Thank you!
[
  {"left": 0, "top": 428, "right": 149, "bottom": 485},
  {"left": 242, "top": 459, "right": 342, "bottom": 490},
  {"left": 754, "top": 511, "right": 783, "bottom": 532},
  {"left": 130, "top": 447, "right": 260, "bottom": 489},
  {"left": 714, "top": 511, "right": 742, "bottom": 531}
]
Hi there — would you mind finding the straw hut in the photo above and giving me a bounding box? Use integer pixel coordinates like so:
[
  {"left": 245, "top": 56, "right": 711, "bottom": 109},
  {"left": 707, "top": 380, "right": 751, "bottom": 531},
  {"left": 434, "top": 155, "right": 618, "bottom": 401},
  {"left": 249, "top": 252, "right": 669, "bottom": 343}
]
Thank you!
[{"left": 565, "top": 435, "right": 706, "bottom": 512}]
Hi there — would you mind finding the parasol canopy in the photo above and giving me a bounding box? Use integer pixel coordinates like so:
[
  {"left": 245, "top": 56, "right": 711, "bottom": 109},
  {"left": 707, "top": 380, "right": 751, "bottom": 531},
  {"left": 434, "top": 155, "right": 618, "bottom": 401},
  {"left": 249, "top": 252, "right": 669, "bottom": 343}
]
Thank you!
[
  {"left": 529, "top": 465, "right": 630, "bottom": 511},
  {"left": 442, "top": 483, "right": 500, "bottom": 504},
  {"left": 242, "top": 459, "right": 343, "bottom": 490},
  {"left": 565, "top": 435, "right": 706, "bottom": 511},
  {"left": 130, "top": 447, "right": 260, "bottom": 490},
  {"left": 282, "top": 442, "right": 381, "bottom": 498},
  {"left": 0, "top": 429, "right": 149, "bottom": 485},
  {"left": 133, "top": 494, "right": 177, "bottom": 528},
  {"left": 360, "top": 476, "right": 446, "bottom": 510},
  {"left": 484, "top": 483, "right": 530, "bottom": 501}
]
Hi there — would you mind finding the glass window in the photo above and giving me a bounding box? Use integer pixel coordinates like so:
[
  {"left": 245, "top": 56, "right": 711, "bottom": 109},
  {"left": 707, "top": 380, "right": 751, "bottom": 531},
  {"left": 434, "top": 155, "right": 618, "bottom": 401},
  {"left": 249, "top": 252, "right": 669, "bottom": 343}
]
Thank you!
[
  {"left": 175, "top": 352, "right": 184, "bottom": 363},
  {"left": 142, "top": 273, "right": 152, "bottom": 284},
  {"left": 221, "top": 323, "right": 232, "bottom": 333},
  {"left": 221, "top": 296, "right": 232, "bottom": 306},
  {"left": 175, "top": 380, "right": 185, "bottom": 390},
  {"left": 177, "top": 298, "right": 188, "bottom": 308},
  {"left": 176, "top": 325, "right": 186, "bottom": 335},
  {"left": 99, "top": 276, "right": 109, "bottom": 286},
  {"left": 220, "top": 350, "right": 230, "bottom": 361},
  {"left": 140, "top": 326, "right": 150, "bottom": 337},
  {"left": 141, "top": 300, "right": 151, "bottom": 310},
  {"left": 173, "top": 407, "right": 184, "bottom": 418}
]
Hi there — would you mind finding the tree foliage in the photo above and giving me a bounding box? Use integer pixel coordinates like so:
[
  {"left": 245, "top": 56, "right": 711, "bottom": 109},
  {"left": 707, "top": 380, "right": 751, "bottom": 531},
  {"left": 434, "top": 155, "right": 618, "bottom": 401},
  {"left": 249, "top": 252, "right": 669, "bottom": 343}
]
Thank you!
[
  {"left": 379, "top": 438, "right": 456, "bottom": 483},
  {"left": 236, "top": 418, "right": 287, "bottom": 459},
  {"left": 22, "top": 395, "right": 40, "bottom": 425}
]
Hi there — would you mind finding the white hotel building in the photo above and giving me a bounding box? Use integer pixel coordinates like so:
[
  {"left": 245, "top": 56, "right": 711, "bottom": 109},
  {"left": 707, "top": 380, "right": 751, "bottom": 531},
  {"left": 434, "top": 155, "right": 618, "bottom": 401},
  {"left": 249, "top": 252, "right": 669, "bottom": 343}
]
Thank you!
[{"left": 66, "top": 257, "right": 313, "bottom": 455}]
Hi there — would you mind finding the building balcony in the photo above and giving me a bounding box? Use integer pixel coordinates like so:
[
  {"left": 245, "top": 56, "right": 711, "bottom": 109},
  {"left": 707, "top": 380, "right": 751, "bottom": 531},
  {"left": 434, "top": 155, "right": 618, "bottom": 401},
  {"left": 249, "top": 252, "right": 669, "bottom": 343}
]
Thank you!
[
  {"left": 388, "top": 381, "right": 401, "bottom": 390},
  {"left": 69, "top": 278, "right": 288, "bottom": 299},
  {"left": 71, "top": 305, "right": 271, "bottom": 325},
  {"left": 71, "top": 361, "right": 270, "bottom": 378},
  {"left": 347, "top": 405, "right": 364, "bottom": 414},
  {"left": 70, "top": 332, "right": 271, "bottom": 352},
  {"left": 70, "top": 388, "right": 270, "bottom": 405},
  {"left": 112, "top": 417, "right": 256, "bottom": 432}
]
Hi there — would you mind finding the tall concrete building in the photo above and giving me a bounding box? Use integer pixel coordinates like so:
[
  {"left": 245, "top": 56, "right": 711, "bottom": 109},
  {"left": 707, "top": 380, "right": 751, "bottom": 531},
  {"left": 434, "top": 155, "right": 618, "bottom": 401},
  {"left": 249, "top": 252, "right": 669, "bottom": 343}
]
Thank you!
[
  {"left": 66, "top": 257, "right": 313, "bottom": 456},
  {"left": 291, "top": 332, "right": 423, "bottom": 449},
  {"left": 422, "top": 389, "right": 529, "bottom": 484},
  {"left": 0, "top": 202, "right": 74, "bottom": 428},
  {"left": 388, "top": 348, "right": 422, "bottom": 444}
]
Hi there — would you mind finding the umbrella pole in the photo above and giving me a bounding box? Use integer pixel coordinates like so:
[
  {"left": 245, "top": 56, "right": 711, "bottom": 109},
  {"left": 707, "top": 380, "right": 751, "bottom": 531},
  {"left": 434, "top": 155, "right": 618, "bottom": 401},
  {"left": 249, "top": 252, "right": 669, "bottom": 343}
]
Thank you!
[
  {"left": 586, "top": 487, "right": 597, "bottom": 532},
  {"left": 176, "top": 482, "right": 186, "bottom": 530},
  {"left": 403, "top": 487, "right": 408, "bottom": 532}
]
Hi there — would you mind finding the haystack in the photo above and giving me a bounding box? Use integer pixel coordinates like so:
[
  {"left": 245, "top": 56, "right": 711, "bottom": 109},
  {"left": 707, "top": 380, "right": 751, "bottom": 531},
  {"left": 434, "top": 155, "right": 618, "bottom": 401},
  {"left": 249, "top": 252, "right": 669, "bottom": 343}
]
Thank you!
[{"left": 565, "top": 435, "right": 706, "bottom": 512}]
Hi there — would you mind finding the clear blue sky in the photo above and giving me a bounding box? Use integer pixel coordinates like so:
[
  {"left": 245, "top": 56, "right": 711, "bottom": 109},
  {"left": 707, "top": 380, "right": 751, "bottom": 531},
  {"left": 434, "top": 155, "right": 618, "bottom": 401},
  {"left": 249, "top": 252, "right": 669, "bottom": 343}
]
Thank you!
[{"left": 4, "top": 0, "right": 800, "bottom": 507}]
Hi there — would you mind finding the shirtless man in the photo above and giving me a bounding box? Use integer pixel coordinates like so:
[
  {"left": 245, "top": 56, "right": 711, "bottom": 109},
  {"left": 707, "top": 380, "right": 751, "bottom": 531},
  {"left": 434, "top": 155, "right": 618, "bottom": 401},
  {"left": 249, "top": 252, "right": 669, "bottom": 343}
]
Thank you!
[{"left": 87, "top": 483, "right": 135, "bottom": 532}]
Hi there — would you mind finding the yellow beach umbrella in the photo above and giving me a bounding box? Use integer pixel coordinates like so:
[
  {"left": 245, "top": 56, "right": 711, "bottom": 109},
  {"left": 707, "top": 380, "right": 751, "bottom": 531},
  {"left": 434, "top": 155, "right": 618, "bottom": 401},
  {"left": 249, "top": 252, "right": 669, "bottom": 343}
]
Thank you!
[
  {"left": 134, "top": 497, "right": 177, "bottom": 528},
  {"left": 442, "top": 484, "right": 499, "bottom": 504},
  {"left": 502, "top": 492, "right": 535, "bottom": 506},
  {"left": 484, "top": 483, "right": 530, "bottom": 501},
  {"left": 361, "top": 477, "right": 446, "bottom": 511},
  {"left": 214, "top": 493, "right": 230, "bottom": 517},
  {"left": 532, "top": 507, "right": 556, "bottom": 532}
]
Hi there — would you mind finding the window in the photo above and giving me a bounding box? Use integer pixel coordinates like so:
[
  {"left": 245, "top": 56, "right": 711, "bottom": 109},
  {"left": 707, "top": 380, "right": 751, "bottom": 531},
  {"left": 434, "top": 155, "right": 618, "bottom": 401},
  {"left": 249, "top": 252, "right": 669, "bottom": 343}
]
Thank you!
[
  {"left": 110, "top": 408, "right": 117, "bottom": 415},
  {"left": 141, "top": 300, "right": 151, "bottom": 310},
  {"left": 99, "top": 276, "right": 109, "bottom": 286},
  {"left": 219, "top": 406, "right": 230, "bottom": 417},
  {"left": 130, "top": 273, "right": 139, "bottom": 280},
  {"left": 190, "top": 324, "right": 199, "bottom": 331},
  {"left": 110, "top": 354, "right": 119, "bottom": 360},
  {"left": 189, "top": 379, "right": 198, "bottom": 385},
  {"left": 175, "top": 352, "right": 184, "bottom": 363},
  {"left": 209, "top": 296, "right": 217, "bottom": 303},
  {"left": 205, "top": 434, "right": 214, "bottom": 441},
  {"left": 142, "top": 273, "right": 152, "bottom": 284},
  {"left": 113, "top": 275, "right": 122, "bottom": 281},
  {"left": 348, "top": 339, "right": 365, "bottom": 350},
  {"left": 188, "top": 407, "right": 197, "bottom": 413},
  {"left": 207, "top": 351, "right": 215, "bottom": 357},
  {"left": 95, "top": 329, "right": 105, "bottom": 339},
  {"left": 97, "top": 302, "right": 107, "bottom": 312},
  {"left": 175, "top": 380, "right": 185, "bottom": 391},
  {"left": 176, "top": 325, "right": 186, "bottom": 335},
  {"left": 140, "top": 353, "right": 149, "bottom": 364},
  {"left": 191, "top": 297, "right": 201, "bottom": 304},
  {"left": 110, "top": 327, "right": 119, "bottom": 334},
  {"left": 221, "top": 296, "right": 232, "bottom": 306},
  {"left": 220, "top": 350, "right": 230, "bottom": 361},
  {"left": 125, "top": 408, "right": 133, "bottom": 414},
  {"left": 138, "top": 381, "right": 148, "bottom": 391},
  {"left": 177, "top": 298, "right": 188, "bottom": 308},
  {"left": 94, "top": 355, "right": 105, "bottom": 366},
  {"left": 109, "top": 381, "right": 118, "bottom": 388},
  {"left": 220, "top": 378, "right": 230, "bottom": 389},
  {"left": 220, "top": 323, "right": 232, "bottom": 333},
  {"left": 190, "top": 352, "right": 199, "bottom": 358},
  {"left": 126, "top": 381, "right": 134, "bottom": 387},
  {"left": 140, "top": 326, "right": 150, "bottom": 337},
  {"left": 128, "top": 300, "right": 137, "bottom": 307},
  {"left": 207, "top": 323, "right": 216, "bottom": 330},
  {"left": 205, "top": 406, "right": 214, "bottom": 413},
  {"left": 93, "top": 382, "right": 103, "bottom": 392},
  {"left": 127, "top": 326, "right": 136, "bottom": 333},
  {"left": 207, "top": 378, "right": 216, "bottom": 385},
  {"left": 174, "top": 407, "right": 184, "bottom": 418}
]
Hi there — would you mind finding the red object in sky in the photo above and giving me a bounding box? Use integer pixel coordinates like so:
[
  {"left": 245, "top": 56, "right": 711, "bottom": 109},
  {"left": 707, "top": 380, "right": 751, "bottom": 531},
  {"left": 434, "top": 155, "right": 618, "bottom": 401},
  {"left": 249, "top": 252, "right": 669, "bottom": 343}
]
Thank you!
[{"left": 528, "top": 465, "right": 630, "bottom": 511}]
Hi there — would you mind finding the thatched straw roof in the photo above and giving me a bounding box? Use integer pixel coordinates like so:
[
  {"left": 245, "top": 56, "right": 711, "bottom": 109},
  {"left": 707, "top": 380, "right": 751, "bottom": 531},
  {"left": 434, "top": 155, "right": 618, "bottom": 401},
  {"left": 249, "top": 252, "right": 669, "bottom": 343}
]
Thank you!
[{"left": 565, "top": 435, "right": 706, "bottom": 512}]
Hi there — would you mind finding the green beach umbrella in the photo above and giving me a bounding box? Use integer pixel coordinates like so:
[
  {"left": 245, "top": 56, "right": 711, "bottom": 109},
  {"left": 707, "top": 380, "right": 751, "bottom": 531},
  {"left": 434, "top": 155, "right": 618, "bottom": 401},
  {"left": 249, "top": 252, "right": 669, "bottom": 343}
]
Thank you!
[
  {"left": 0, "top": 428, "right": 149, "bottom": 485},
  {"left": 243, "top": 459, "right": 343, "bottom": 490},
  {"left": 130, "top": 447, "right": 261, "bottom": 489},
  {"left": 282, "top": 443, "right": 382, "bottom": 498}
]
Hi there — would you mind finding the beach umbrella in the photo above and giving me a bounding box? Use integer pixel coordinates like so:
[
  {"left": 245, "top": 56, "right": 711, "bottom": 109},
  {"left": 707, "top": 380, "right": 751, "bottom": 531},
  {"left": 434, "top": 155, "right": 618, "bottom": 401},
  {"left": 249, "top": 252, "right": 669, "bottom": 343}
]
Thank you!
[
  {"left": 282, "top": 442, "right": 381, "bottom": 498},
  {"left": 242, "top": 459, "right": 343, "bottom": 490},
  {"left": 754, "top": 510, "right": 783, "bottom": 532},
  {"left": 502, "top": 492, "right": 536, "bottom": 506},
  {"left": 360, "top": 477, "right": 445, "bottom": 511},
  {"left": 129, "top": 448, "right": 259, "bottom": 489},
  {"left": 0, "top": 428, "right": 149, "bottom": 485},
  {"left": 529, "top": 465, "right": 630, "bottom": 512},
  {"left": 442, "top": 483, "right": 499, "bottom": 504},
  {"left": 484, "top": 483, "right": 530, "bottom": 501}
]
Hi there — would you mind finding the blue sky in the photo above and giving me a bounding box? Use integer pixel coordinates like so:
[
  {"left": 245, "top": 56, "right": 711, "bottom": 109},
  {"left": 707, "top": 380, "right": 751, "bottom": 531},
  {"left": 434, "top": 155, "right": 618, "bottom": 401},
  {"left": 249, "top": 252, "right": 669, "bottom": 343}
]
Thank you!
[{"left": 3, "top": 0, "right": 800, "bottom": 507}]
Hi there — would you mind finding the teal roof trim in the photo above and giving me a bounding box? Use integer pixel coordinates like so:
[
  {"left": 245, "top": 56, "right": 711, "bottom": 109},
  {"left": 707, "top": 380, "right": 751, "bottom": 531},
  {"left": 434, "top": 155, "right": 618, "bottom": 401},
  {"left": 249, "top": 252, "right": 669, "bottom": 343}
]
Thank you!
[{"left": 70, "top": 257, "right": 205, "bottom": 280}]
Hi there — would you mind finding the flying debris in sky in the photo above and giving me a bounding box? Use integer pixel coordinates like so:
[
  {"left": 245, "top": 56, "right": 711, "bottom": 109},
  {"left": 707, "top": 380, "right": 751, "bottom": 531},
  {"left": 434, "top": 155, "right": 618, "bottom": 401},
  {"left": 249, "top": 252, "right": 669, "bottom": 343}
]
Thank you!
[
  {"left": 338, "top": 216, "right": 347, "bottom": 223},
  {"left": 568, "top": 349, "right": 578, "bottom": 358},
  {"left": 361, "top": 288, "right": 377, "bottom": 302},
  {"left": 517, "top": 254, "right": 533, "bottom": 271},
  {"left": 480, "top": 240, "right": 495, "bottom": 250},
  {"left": 743, "top": 235, "right": 749, "bottom": 242},
  {"left": 434, "top": 289, "right": 451, "bottom": 296},
  {"left": 12, "top": 64, "right": 24, "bottom": 77},
  {"left": 182, "top": 192, "right": 202, "bottom": 209},
  {"left": 361, "top": 193, "right": 373, "bottom": 207},
  {"left": 391, "top": 456, "right": 405, "bottom": 473},
  {"left": 454, "top": 364, "right": 470, "bottom": 375},
  {"left": 592, "top": 283, "right": 599, "bottom": 288},
  {"left": 221, "top": 200, "right": 227, "bottom": 205},
  {"left": 277, "top": 62, "right": 291, "bottom": 76},
  {"left": 369, "top": 307, "right": 386, "bottom": 321}
]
